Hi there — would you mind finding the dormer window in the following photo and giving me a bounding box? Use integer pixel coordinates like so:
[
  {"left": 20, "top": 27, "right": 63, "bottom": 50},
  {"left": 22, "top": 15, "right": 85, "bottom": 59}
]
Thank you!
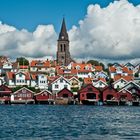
[
  {"left": 76, "top": 65, "right": 80, "bottom": 70},
  {"left": 85, "top": 66, "right": 89, "bottom": 70},
  {"left": 60, "top": 78, "right": 63, "bottom": 83},
  {"left": 19, "top": 73, "right": 22, "bottom": 77}
]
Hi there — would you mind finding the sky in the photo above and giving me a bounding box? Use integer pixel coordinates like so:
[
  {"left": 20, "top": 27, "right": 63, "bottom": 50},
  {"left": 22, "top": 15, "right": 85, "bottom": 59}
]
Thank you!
[
  {"left": 0, "top": 0, "right": 140, "bottom": 63},
  {"left": 0, "top": 0, "right": 139, "bottom": 32}
]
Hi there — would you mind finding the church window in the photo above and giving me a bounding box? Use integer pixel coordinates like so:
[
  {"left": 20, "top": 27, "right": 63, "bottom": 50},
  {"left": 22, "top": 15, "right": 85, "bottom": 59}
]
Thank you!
[
  {"left": 60, "top": 44, "right": 63, "bottom": 52},
  {"left": 64, "top": 44, "right": 66, "bottom": 51}
]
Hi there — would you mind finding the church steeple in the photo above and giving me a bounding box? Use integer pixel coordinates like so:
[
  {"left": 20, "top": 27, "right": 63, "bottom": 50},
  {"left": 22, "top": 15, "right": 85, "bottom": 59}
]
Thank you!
[
  {"left": 57, "top": 18, "right": 71, "bottom": 66},
  {"left": 58, "top": 18, "right": 69, "bottom": 41}
]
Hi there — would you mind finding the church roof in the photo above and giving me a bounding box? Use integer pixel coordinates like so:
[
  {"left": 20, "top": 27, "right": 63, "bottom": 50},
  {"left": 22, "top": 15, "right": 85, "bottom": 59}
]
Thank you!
[{"left": 58, "top": 18, "right": 69, "bottom": 41}]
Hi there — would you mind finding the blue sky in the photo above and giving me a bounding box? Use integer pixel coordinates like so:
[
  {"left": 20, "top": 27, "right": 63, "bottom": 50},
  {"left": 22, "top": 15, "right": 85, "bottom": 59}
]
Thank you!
[{"left": 0, "top": 0, "right": 139, "bottom": 32}]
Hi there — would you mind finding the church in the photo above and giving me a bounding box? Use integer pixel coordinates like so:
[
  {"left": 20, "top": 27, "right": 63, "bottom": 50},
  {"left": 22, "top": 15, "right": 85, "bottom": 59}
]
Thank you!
[{"left": 57, "top": 18, "right": 72, "bottom": 66}]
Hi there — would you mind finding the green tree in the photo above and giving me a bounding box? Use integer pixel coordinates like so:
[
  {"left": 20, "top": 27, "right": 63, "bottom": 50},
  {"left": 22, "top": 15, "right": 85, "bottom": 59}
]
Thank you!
[
  {"left": 17, "top": 57, "right": 29, "bottom": 66},
  {"left": 87, "top": 60, "right": 100, "bottom": 66}
]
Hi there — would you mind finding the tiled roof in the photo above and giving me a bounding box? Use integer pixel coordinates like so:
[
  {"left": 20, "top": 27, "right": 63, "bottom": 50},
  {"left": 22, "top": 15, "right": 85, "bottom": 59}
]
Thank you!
[
  {"left": 114, "top": 75, "right": 133, "bottom": 82},
  {"left": 30, "top": 60, "right": 51, "bottom": 67},
  {"left": 94, "top": 66, "right": 103, "bottom": 72},
  {"left": 84, "top": 78, "right": 93, "bottom": 85}
]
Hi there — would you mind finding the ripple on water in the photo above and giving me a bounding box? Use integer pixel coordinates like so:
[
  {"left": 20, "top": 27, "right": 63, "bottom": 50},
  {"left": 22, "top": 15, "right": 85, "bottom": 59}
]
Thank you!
[{"left": 0, "top": 105, "right": 140, "bottom": 140}]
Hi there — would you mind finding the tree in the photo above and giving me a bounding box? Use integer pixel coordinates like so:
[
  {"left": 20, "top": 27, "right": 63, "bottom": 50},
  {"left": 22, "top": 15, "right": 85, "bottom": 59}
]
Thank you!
[
  {"left": 87, "top": 60, "right": 100, "bottom": 66},
  {"left": 17, "top": 57, "right": 29, "bottom": 66},
  {"left": 107, "top": 63, "right": 113, "bottom": 67},
  {"left": 87, "top": 60, "right": 105, "bottom": 70}
]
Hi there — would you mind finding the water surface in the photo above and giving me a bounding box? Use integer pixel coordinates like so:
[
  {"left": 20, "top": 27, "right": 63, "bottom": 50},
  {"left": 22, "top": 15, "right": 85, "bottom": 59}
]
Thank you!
[{"left": 0, "top": 105, "right": 140, "bottom": 140}]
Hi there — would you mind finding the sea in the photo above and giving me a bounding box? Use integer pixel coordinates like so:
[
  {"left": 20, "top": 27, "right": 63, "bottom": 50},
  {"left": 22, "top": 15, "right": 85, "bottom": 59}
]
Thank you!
[{"left": 0, "top": 105, "right": 140, "bottom": 140}]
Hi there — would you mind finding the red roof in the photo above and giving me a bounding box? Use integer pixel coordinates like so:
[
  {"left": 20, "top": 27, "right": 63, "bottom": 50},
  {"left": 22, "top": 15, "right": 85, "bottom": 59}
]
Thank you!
[
  {"left": 114, "top": 75, "right": 133, "bottom": 82},
  {"left": 19, "top": 65, "right": 29, "bottom": 69},
  {"left": 30, "top": 60, "right": 51, "bottom": 68},
  {"left": 84, "top": 78, "right": 93, "bottom": 85}
]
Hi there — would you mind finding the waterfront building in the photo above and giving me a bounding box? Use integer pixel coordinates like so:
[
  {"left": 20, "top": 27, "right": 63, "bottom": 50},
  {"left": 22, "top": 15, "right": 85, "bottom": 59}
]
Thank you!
[
  {"left": 11, "top": 87, "right": 34, "bottom": 104},
  {"left": 78, "top": 84, "right": 100, "bottom": 105},
  {"left": 102, "top": 86, "right": 119, "bottom": 105},
  {"left": 34, "top": 89, "right": 53, "bottom": 104}
]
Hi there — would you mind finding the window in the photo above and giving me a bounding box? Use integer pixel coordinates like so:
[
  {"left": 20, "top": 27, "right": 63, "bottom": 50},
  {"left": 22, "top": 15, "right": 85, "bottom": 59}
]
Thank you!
[
  {"left": 63, "top": 94, "right": 68, "bottom": 98},
  {"left": 64, "top": 44, "right": 66, "bottom": 51},
  {"left": 64, "top": 85, "right": 67, "bottom": 88},
  {"left": 19, "top": 73, "right": 22, "bottom": 77},
  {"left": 60, "top": 78, "right": 63, "bottom": 83},
  {"left": 99, "top": 82, "right": 102, "bottom": 86},
  {"left": 55, "top": 85, "right": 59, "bottom": 89},
  {"left": 41, "top": 75, "right": 44, "bottom": 78},
  {"left": 60, "top": 44, "right": 63, "bottom": 52}
]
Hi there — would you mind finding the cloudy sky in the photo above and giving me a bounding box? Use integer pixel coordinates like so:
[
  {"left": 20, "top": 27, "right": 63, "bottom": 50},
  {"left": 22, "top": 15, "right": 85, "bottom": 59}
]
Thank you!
[{"left": 0, "top": 0, "right": 140, "bottom": 63}]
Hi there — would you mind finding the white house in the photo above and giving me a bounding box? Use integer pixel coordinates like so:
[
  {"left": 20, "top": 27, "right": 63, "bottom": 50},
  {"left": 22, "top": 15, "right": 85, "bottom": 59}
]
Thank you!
[
  {"left": 124, "top": 63, "right": 135, "bottom": 71},
  {"left": 50, "top": 76, "right": 71, "bottom": 94},
  {"left": 113, "top": 78, "right": 128, "bottom": 89},
  {"left": 15, "top": 72, "right": 30, "bottom": 86},
  {"left": 94, "top": 71, "right": 108, "bottom": 79},
  {"left": 37, "top": 74, "right": 48, "bottom": 89},
  {"left": 6, "top": 72, "right": 30, "bottom": 87},
  {"left": 92, "top": 79, "right": 108, "bottom": 88}
]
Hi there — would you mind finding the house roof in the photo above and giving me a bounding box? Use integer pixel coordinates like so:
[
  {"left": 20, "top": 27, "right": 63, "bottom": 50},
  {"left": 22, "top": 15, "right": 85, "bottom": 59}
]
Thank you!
[
  {"left": 30, "top": 60, "right": 51, "bottom": 68},
  {"left": 72, "top": 63, "right": 92, "bottom": 71},
  {"left": 57, "top": 87, "right": 73, "bottom": 95},
  {"left": 49, "top": 76, "right": 70, "bottom": 85},
  {"left": 119, "top": 81, "right": 140, "bottom": 92},
  {"left": 13, "top": 87, "right": 35, "bottom": 94},
  {"left": 94, "top": 66, "right": 103, "bottom": 72},
  {"left": 35, "top": 89, "right": 52, "bottom": 96},
  {"left": 84, "top": 78, "right": 93, "bottom": 85},
  {"left": 114, "top": 75, "right": 133, "bottom": 82},
  {"left": 6, "top": 72, "right": 31, "bottom": 80}
]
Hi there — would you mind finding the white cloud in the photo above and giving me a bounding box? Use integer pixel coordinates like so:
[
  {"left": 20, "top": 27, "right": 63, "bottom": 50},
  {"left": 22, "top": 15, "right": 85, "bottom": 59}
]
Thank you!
[
  {"left": 69, "top": 0, "right": 140, "bottom": 61},
  {"left": 0, "top": 23, "right": 57, "bottom": 58},
  {"left": 0, "top": 0, "right": 140, "bottom": 63}
]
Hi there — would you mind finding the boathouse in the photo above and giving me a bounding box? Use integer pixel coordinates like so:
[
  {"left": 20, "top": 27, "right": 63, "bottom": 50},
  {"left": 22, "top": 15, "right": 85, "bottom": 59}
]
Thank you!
[
  {"left": 78, "top": 84, "right": 100, "bottom": 105},
  {"left": 34, "top": 89, "right": 54, "bottom": 104},
  {"left": 103, "top": 86, "right": 119, "bottom": 105},
  {"left": 11, "top": 87, "right": 35, "bottom": 104},
  {"left": 56, "top": 88, "right": 74, "bottom": 105},
  {"left": 0, "top": 85, "right": 12, "bottom": 104},
  {"left": 118, "top": 89, "right": 132, "bottom": 105}
]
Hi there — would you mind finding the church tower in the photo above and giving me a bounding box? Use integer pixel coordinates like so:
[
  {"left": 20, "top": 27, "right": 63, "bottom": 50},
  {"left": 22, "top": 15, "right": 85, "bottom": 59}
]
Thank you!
[{"left": 57, "top": 18, "right": 71, "bottom": 66}]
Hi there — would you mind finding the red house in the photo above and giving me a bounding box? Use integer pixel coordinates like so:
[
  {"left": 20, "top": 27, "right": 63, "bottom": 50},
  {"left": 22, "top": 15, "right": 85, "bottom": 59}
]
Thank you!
[
  {"left": 56, "top": 88, "right": 74, "bottom": 105},
  {"left": 57, "top": 88, "right": 73, "bottom": 98},
  {"left": 102, "top": 86, "right": 119, "bottom": 105},
  {"left": 0, "top": 85, "right": 12, "bottom": 104},
  {"left": 118, "top": 89, "right": 132, "bottom": 101},
  {"left": 34, "top": 90, "right": 53, "bottom": 104},
  {"left": 78, "top": 84, "right": 100, "bottom": 105},
  {"left": 117, "top": 89, "right": 132, "bottom": 105},
  {"left": 11, "top": 87, "right": 35, "bottom": 104}
]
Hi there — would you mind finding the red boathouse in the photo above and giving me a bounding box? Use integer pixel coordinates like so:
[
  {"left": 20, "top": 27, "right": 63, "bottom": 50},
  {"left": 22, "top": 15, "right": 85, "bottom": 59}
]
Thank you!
[
  {"left": 103, "top": 86, "right": 119, "bottom": 105},
  {"left": 78, "top": 84, "right": 100, "bottom": 105},
  {"left": 11, "top": 87, "right": 35, "bottom": 104},
  {"left": 0, "top": 85, "right": 12, "bottom": 104},
  {"left": 56, "top": 88, "right": 74, "bottom": 105},
  {"left": 34, "top": 90, "right": 54, "bottom": 104}
]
